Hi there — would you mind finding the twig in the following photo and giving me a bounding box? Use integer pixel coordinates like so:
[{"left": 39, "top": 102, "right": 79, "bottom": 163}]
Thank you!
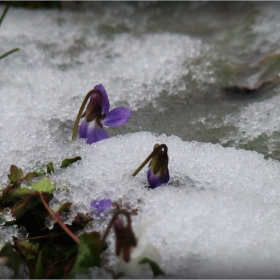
[
  {"left": 18, "top": 232, "right": 66, "bottom": 242},
  {"left": 39, "top": 192, "right": 79, "bottom": 244}
]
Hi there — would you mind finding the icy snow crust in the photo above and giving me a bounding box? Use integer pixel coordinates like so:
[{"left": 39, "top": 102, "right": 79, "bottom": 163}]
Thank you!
[{"left": 1, "top": 4, "right": 280, "bottom": 278}]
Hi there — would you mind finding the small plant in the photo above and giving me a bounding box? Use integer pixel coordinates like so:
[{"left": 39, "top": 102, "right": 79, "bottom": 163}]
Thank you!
[
  {"left": 132, "top": 143, "right": 170, "bottom": 188},
  {"left": 0, "top": 157, "right": 165, "bottom": 278}
]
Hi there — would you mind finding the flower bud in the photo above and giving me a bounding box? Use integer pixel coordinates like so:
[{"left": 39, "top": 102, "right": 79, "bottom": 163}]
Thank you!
[
  {"left": 114, "top": 216, "right": 137, "bottom": 262},
  {"left": 147, "top": 144, "right": 169, "bottom": 188}
]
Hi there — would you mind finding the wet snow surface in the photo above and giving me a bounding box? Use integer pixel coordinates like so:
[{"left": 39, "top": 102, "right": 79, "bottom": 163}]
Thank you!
[{"left": 2, "top": 2, "right": 280, "bottom": 278}]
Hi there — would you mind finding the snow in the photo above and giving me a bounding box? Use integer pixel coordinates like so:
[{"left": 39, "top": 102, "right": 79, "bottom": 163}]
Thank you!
[{"left": 2, "top": 3, "right": 280, "bottom": 278}]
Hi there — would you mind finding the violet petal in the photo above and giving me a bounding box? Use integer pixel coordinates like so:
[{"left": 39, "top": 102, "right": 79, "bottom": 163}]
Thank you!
[
  {"left": 94, "top": 84, "right": 110, "bottom": 115},
  {"left": 78, "top": 120, "right": 89, "bottom": 139},
  {"left": 147, "top": 168, "right": 163, "bottom": 189},
  {"left": 147, "top": 168, "right": 169, "bottom": 189},
  {"left": 86, "top": 121, "right": 109, "bottom": 144},
  {"left": 163, "top": 169, "right": 170, "bottom": 184},
  {"left": 90, "top": 198, "right": 112, "bottom": 215},
  {"left": 102, "top": 107, "right": 132, "bottom": 127}
]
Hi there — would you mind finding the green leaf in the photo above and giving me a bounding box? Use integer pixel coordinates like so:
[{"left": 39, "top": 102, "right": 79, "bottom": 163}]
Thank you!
[
  {"left": 25, "top": 170, "right": 46, "bottom": 181},
  {"left": 61, "top": 156, "right": 82, "bottom": 168},
  {"left": 26, "top": 253, "right": 36, "bottom": 260},
  {"left": 31, "top": 177, "right": 55, "bottom": 193},
  {"left": 46, "top": 162, "right": 54, "bottom": 174},
  {"left": 8, "top": 165, "right": 23, "bottom": 183},
  {"left": 14, "top": 187, "right": 31, "bottom": 196},
  {"left": 12, "top": 199, "right": 30, "bottom": 216},
  {"left": 34, "top": 251, "right": 44, "bottom": 279},
  {"left": 0, "top": 48, "right": 20, "bottom": 61},
  {"left": 139, "top": 257, "right": 166, "bottom": 277},
  {"left": 68, "top": 232, "right": 101, "bottom": 276},
  {"left": 17, "top": 241, "right": 39, "bottom": 258},
  {"left": 0, "top": 243, "right": 23, "bottom": 278},
  {"left": 18, "top": 242, "right": 40, "bottom": 279}
]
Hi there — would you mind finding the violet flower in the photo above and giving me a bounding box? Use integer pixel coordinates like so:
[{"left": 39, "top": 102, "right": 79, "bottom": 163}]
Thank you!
[
  {"left": 147, "top": 144, "right": 169, "bottom": 188},
  {"left": 79, "top": 84, "right": 132, "bottom": 144},
  {"left": 90, "top": 198, "right": 112, "bottom": 215}
]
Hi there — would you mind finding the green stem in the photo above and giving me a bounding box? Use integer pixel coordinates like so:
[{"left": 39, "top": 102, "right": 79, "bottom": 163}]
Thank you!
[
  {"left": 0, "top": 48, "right": 20, "bottom": 61},
  {"left": 39, "top": 192, "right": 79, "bottom": 244},
  {"left": 131, "top": 144, "right": 168, "bottom": 177},
  {"left": 71, "top": 89, "right": 101, "bottom": 141}
]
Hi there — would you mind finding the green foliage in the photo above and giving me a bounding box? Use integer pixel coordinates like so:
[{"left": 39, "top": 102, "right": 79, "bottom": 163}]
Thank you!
[
  {"left": 8, "top": 165, "right": 23, "bottom": 183},
  {"left": 0, "top": 160, "right": 100, "bottom": 279},
  {"left": 68, "top": 232, "right": 102, "bottom": 277},
  {"left": 0, "top": 158, "right": 145, "bottom": 279},
  {"left": 14, "top": 187, "right": 30, "bottom": 196},
  {"left": 31, "top": 177, "right": 55, "bottom": 193},
  {"left": 17, "top": 241, "right": 39, "bottom": 260},
  {"left": 60, "top": 156, "right": 82, "bottom": 168},
  {"left": 46, "top": 162, "right": 54, "bottom": 174},
  {"left": 139, "top": 257, "right": 166, "bottom": 276},
  {"left": 34, "top": 251, "right": 43, "bottom": 279}
]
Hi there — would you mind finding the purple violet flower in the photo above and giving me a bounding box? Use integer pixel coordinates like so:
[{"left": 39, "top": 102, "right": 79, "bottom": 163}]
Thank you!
[
  {"left": 79, "top": 84, "right": 132, "bottom": 144},
  {"left": 147, "top": 144, "right": 169, "bottom": 188},
  {"left": 90, "top": 198, "right": 113, "bottom": 215}
]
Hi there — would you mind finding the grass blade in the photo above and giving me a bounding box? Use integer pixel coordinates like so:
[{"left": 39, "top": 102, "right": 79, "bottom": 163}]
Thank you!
[
  {"left": 0, "top": 2, "right": 12, "bottom": 27},
  {"left": 0, "top": 48, "right": 20, "bottom": 61}
]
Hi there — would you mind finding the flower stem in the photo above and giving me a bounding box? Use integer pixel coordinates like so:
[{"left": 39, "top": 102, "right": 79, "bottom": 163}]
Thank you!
[
  {"left": 39, "top": 192, "right": 79, "bottom": 244},
  {"left": 131, "top": 144, "right": 168, "bottom": 177},
  {"left": 71, "top": 89, "right": 102, "bottom": 141},
  {"left": 100, "top": 209, "right": 131, "bottom": 251}
]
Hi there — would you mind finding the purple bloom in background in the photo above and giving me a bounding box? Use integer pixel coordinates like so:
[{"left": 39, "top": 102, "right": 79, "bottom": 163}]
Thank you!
[
  {"left": 79, "top": 84, "right": 132, "bottom": 144},
  {"left": 90, "top": 198, "right": 113, "bottom": 215},
  {"left": 147, "top": 144, "right": 169, "bottom": 188}
]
